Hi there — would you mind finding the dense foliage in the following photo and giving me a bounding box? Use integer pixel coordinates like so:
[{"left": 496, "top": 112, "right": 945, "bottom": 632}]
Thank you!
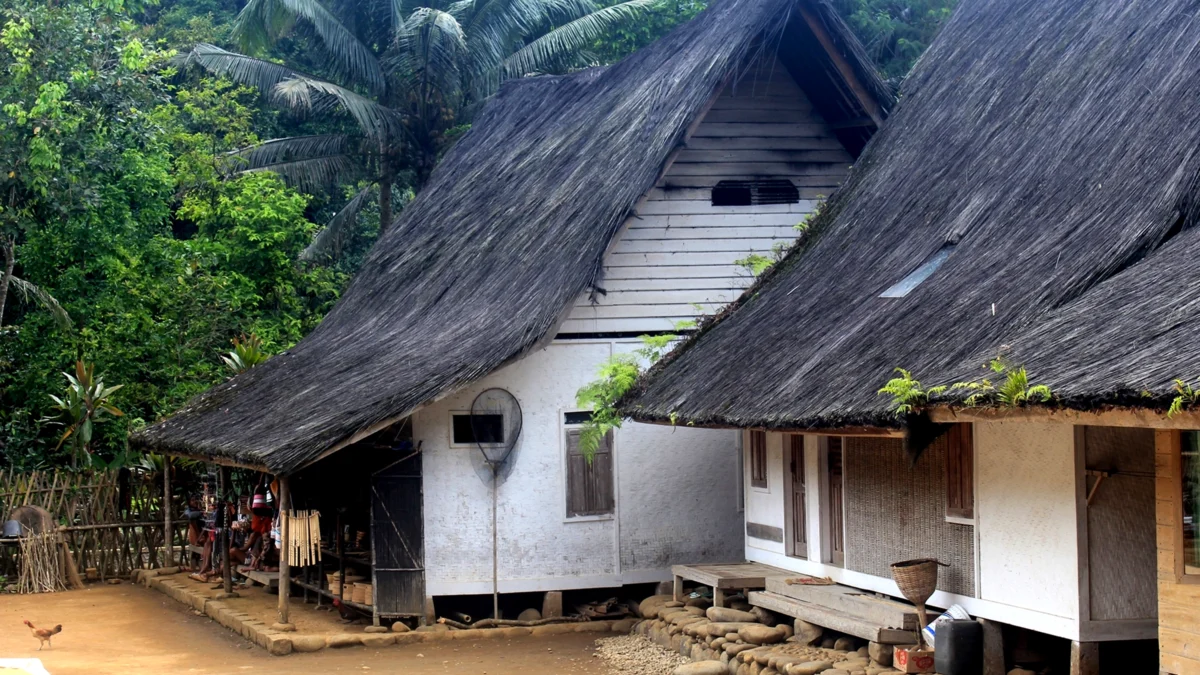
[{"left": 0, "top": 0, "right": 954, "bottom": 470}]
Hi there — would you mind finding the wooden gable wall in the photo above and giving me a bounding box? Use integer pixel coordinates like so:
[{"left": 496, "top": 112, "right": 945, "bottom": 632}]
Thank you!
[{"left": 560, "top": 55, "right": 854, "bottom": 335}]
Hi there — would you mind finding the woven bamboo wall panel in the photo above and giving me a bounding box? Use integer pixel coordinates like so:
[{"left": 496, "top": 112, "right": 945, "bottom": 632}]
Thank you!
[{"left": 843, "top": 436, "right": 976, "bottom": 597}]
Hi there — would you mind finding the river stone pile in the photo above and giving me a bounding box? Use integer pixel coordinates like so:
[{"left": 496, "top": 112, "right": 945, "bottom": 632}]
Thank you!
[
  {"left": 596, "top": 634, "right": 690, "bottom": 675},
  {"left": 632, "top": 598, "right": 904, "bottom": 675}
]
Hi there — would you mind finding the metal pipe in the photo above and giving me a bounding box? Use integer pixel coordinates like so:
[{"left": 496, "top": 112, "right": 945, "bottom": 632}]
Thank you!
[{"left": 492, "top": 464, "right": 499, "bottom": 621}]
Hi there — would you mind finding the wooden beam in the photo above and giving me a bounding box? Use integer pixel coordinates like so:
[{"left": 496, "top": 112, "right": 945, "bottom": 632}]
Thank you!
[
  {"left": 796, "top": 4, "right": 884, "bottom": 128},
  {"left": 163, "top": 456, "right": 173, "bottom": 568},
  {"left": 633, "top": 416, "right": 905, "bottom": 438},
  {"left": 276, "top": 475, "right": 294, "bottom": 630},
  {"left": 928, "top": 405, "right": 1200, "bottom": 429},
  {"left": 221, "top": 465, "right": 233, "bottom": 596},
  {"left": 829, "top": 116, "right": 877, "bottom": 130}
]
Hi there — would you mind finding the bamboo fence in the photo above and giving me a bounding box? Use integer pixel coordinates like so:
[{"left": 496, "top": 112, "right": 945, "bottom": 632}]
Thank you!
[{"left": 1, "top": 468, "right": 187, "bottom": 583}]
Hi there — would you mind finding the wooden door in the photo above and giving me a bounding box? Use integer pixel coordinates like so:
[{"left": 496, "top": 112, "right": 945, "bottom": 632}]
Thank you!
[
  {"left": 827, "top": 437, "right": 845, "bottom": 566},
  {"left": 371, "top": 452, "right": 425, "bottom": 617},
  {"left": 789, "top": 435, "right": 807, "bottom": 558}
]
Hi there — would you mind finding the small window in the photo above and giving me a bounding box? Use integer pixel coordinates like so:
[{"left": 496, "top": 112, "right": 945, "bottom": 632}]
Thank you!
[
  {"left": 452, "top": 413, "right": 504, "bottom": 445},
  {"left": 1182, "top": 431, "right": 1200, "bottom": 575},
  {"left": 712, "top": 179, "right": 800, "bottom": 207},
  {"left": 946, "top": 423, "right": 974, "bottom": 520},
  {"left": 880, "top": 243, "right": 955, "bottom": 298},
  {"left": 749, "top": 430, "right": 768, "bottom": 489},
  {"left": 563, "top": 411, "right": 594, "bottom": 425},
  {"left": 565, "top": 428, "right": 614, "bottom": 517}
]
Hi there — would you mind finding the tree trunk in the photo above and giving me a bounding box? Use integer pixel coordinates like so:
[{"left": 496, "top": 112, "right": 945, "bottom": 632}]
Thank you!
[
  {"left": 0, "top": 236, "right": 14, "bottom": 326},
  {"left": 378, "top": 139, "right": 393, "bottom": 236}
]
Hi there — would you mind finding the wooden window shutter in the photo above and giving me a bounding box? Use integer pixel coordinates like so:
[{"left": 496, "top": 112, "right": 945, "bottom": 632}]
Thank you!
[
  {"left": 946, "top": 423, "right": 975, "bottom": 520},
  {"left": 566, "top": 429, "right": 614, "bottom": 517},
  {"left": 750, "top": 430, "right": 768, "bottom": 489}
]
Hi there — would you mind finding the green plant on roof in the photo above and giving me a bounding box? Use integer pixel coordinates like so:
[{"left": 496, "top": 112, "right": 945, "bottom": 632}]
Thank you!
[
  {"left": 221, "top": 334, "right": 270, "bottom": 374},
  {"left": 794, "top": 197, "right": 826, "bottom": 234},
  {"left": 878, "top": 368, "right": 947, "bottom": 416},
  {"left": 951, "top": 357, "right": 1052, "bottom": 407},
  {"left": 735, "top": 252, "right": 776, "bottom": 276},
  {"left": 1169, "top": 380, "right": 1199, "bottom": 417},
  {"left": 575, "top": 319, "right": 697, "bottom": 460}
]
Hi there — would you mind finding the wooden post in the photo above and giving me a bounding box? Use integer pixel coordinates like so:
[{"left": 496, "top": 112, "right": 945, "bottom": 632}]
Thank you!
[
  {"left": 1070, "top": 641, "right": 1099, "bottom": 675},
  {"left": 163, "top": 456, "right": 172, "bottom": 568},
  {"left": 980, "top": 618, "right": 1005, "bottom": 675},
  {"left": 713, "top": 586, "right": 726, "bottom": 608},
  {"left": 276, "top": 475, "right": 294, "bottom": 630},
  {"left": 221, "top": 465, "right": 232, "bottom": 596},
  {"left": 672, "top": 574, "right": 683, "bottom": 602}
]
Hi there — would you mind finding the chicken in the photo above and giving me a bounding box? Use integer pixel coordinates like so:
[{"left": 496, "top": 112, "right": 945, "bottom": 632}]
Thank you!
[
  {"left": 23, "top": 620, "right": 62, "bottom": 650},
  {"left": 330, "top": 598, "right": 362, "bottom": 624}
]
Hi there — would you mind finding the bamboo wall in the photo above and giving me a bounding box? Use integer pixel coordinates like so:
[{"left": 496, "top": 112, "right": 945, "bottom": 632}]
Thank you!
[{"left": 0, "top": 468, "right": 183, "bottom": 582}]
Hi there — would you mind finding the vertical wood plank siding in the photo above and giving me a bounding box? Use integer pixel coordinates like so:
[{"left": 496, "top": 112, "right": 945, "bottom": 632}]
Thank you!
[
  {"left": 566, "top": 429, "right": 614, "bottom": 517},
  {"left": 790, "top": 435, "right": 807, "bottom": 554},
  {"left": 1155, "top": 430, "right": 1200, "bottom": 675},
  {"left": 946, "top": 424, "right": 975, "bottom": 520},
  {"left": 561, "top": 55, "right": 852, "bottom": 334}
]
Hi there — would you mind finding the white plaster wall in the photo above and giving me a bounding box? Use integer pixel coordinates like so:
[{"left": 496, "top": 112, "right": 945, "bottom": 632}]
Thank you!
[
  {"left": 417, "top": 339, "right": 741, "bottom": 595},
  {"left": 745, "top": 430, "right": 787, "bottom": 554},
  {"left": 975, "top": 421, "right": 1080, "bottom": 620}
]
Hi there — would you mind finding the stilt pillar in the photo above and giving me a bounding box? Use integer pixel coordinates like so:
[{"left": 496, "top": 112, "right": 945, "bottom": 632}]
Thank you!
[{"left": 274, "top": 475, "right": 295, "bottom": 631}]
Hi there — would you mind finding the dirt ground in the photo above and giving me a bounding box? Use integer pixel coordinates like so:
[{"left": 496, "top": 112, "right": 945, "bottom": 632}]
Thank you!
[{"left": 0, "top": 584, "right": 612, "bottom": 675}]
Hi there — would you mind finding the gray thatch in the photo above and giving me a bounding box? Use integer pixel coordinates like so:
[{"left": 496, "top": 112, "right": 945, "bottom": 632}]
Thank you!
[
  {"left": 624, "top": 0, "right": 1200, "bottom": 430},
  {"left": 130, "top": 0, "right": 890, "bottom": 473}
]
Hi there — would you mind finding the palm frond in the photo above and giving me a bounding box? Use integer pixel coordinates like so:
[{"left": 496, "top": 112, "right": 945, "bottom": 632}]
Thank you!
[
  {"left": 230, "top": 135, "right": 362, "bottom": 191},
  {"left": 503, "top": 0, "right": 659, "bottom": 78},
  {"left": 389, "top": 8, "right": 469, "bottom": 102},
  {"left": 465, "top": 0, "right": 553, "bottom": 93},
  {"left": 233, "top": 0, "right": 386, "bottom": 94},
  {"left": 272, "top": 77, "right": 401, "bottom": 141},
  {"left": 8, "top": 276, "right": 72, "bottom": 331},
  {"left": 185, "top": 44, "right": 313, "bottom": 96},
  {"left": 300, "top": 185, "right": 376, "bottom": 262}
]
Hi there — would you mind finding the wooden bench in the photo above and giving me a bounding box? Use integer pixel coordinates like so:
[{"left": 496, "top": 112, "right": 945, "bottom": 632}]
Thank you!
[
  {"left": 241, "top": 569, "right": 279, "bottom": 590},
  {"left": 671, "top": 562, "right": 787, "bottom": 607}
]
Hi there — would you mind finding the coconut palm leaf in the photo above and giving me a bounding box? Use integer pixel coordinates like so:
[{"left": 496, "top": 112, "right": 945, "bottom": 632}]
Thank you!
[
  {"left": 185, "top": 44, "right": 315, "bottom": 96},
  {"left": 9, "top": 276, "right": 72, "bottom": 331},
  {"left": 390, "top": 8, "right": 469, "bottom": 101},
  {"left": 503, "top": 0, "right": 659, "bottom": 77},
  {"left": 230, "top": 135, "right": 361, "bottom": 191},
  {"left": 300, "top": 185, "right": 376, "bottom": 262},
  {"left": 273, "top": 77, "right": 402, "bottom": 141},
  {"left": 464, "top": 0, "right": 555, "bottom": 92},
  {"left": 233, "top": 0, "right": 386, "bottom": 94}
]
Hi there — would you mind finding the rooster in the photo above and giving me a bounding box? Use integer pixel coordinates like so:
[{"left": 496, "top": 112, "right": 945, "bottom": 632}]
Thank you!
[
  {"left": 23, "top": 620, "right": 62, "bottom": 650},
  {"left": 330, "top": 598, "right": 363, "bottom": 624}
]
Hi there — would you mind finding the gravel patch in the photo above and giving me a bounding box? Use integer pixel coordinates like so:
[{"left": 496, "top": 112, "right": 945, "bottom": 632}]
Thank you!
[{"left": 595, "top": 634, "right": 689, "bottom": 675}]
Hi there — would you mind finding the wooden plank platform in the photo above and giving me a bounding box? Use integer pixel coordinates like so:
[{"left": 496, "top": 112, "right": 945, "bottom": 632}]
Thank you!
[
  {"left": 241, "top": 569, "right": 279, "bottom": 590},
  {"left": 765, "top": 577, "right": 919, "bottom": 630},
  {"left": 749, "top": 590, "right": 918, "bottom": 645},
  {"left": 671, "top": 562, "right": 788, "bottom": 607}
]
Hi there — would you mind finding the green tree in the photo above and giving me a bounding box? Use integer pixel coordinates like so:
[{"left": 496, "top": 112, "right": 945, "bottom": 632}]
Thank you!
[
  {"left": 832, "top": 0, "right": 957, "bottom": 80},
  {"left": 180, "top": 0, "right": 659, "bottom": 261}
]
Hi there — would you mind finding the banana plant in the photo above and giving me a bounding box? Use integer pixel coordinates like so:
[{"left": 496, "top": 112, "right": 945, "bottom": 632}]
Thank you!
[{"left": 45, "top": 360, "right": 124, "bottom": 468}]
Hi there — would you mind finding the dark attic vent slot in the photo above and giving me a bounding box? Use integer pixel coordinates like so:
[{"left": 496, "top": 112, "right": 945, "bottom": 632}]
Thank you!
[{"left": 712, "top": 180, "right": 800, "bottom": 207}]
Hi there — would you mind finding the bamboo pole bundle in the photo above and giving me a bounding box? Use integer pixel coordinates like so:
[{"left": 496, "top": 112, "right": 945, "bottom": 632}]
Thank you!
[{"left": 17, "top": 533, "right": 67, "bottom": 594}]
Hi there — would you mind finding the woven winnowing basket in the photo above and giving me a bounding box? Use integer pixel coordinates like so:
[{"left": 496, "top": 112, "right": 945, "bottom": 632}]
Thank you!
[{"left": 890, "top": 558, "right": 942, "bottom": 606}]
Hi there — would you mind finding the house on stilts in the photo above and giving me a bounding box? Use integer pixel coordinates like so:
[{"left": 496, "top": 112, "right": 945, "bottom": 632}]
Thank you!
[
  {"left": 130, "top": 0, "right": 892, "bottom": 627},
  {"left": 624, "top": 0, "right": 1200, "bottom": 672}
]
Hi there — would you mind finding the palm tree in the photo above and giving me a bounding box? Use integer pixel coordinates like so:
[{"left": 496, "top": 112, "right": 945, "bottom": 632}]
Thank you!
[
  {"left": 183, "top": 0, "right": 658, "bottom": 261},
  {"left": 0, "top": 234, "right": 71, "bottom": 330}
]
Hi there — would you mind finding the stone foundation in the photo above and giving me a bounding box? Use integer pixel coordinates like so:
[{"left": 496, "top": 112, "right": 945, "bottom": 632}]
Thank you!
[
  {"left": 634, "top": 598, "right": 905, "bottom": 675},
  {"left": 136, "top": 568, "right": 630, "bottom": 655}
]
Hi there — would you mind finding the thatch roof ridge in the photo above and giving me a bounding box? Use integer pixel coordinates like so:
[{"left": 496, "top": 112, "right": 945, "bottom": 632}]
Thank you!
[
  {"left": 623, "top": 0, "right": 1200, "bottom": 431},
  {"left": 130, "top": 0, "right": 890, "bottom": 472}
]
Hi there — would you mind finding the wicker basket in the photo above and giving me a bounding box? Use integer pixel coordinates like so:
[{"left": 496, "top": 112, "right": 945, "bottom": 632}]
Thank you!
[{"left": 889, "top": 558, "right": 943, "bottom": 606}]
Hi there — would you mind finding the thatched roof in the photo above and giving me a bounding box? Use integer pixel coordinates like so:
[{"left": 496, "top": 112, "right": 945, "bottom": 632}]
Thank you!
[
  {"left": 624, "top": 0, "right": 1200, "bottom": 430},
  {"left": 130, "top": 0, "right": 890, "bottom": 473}
]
